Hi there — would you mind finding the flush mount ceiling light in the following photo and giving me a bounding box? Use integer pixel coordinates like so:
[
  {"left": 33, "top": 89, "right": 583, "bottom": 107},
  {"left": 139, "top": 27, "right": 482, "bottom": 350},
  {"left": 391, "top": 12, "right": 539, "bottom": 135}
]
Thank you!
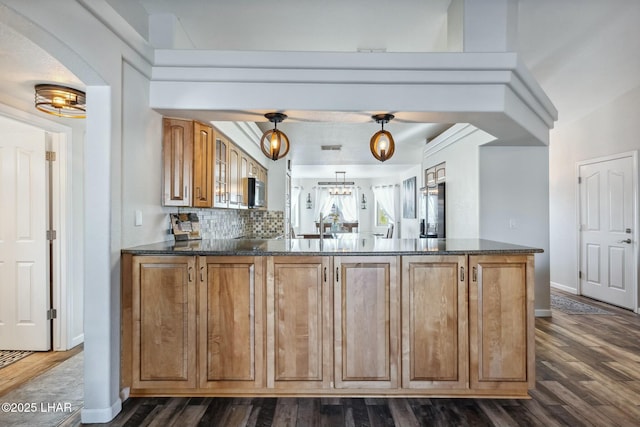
[
  {"left": 260, "top": 112, "right": 290, "bottom": 161},
  {"left": 370, "top": 113, "right": 395, "bottom": 162},
  {"left": 34, "top": 84, "right": 86, "bottom": 119}
]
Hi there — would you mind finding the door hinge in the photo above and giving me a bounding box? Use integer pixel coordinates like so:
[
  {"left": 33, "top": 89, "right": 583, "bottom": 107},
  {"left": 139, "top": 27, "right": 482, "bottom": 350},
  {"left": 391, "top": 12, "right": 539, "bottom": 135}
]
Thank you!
[
  {"left": 47, "top": 308, "right": 57, "bottom": 320},
  {"left": 45, "top": 151, "right": 56, "bottom": 161},
  {"left": 46, "top": 230, "right": 57, "bottom": 240},
  {"left": 579, "top": 271, "right": 582, "bottom": 279},
  {"left": 577, "top": 176, "right": 581, "bottom": 184}
]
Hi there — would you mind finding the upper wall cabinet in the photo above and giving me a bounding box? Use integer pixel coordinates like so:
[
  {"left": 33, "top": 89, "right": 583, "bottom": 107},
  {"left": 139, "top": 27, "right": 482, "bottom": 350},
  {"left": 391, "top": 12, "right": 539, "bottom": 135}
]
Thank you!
[
  {"left": 162, "top": 118, "right": 194, "bottom": 206},
  {"left": 162, "top": 117, "right": 268, "bottom": 209},
  {"left": 425, "top": 162, "right": 446, "bottom": 188},
  {"left": 193, "top": 122, "right": 215, "bottom": 208}
]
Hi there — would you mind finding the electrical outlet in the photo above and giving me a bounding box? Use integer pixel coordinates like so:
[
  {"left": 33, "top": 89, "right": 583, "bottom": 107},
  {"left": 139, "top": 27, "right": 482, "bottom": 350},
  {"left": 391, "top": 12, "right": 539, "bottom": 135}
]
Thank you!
[{"left": 509, "top": 219, "right": 517, "bottom": 229}]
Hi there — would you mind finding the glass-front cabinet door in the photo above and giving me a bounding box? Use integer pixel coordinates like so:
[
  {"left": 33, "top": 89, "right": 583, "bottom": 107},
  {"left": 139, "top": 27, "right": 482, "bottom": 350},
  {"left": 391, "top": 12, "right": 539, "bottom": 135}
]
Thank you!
[{"left": 214, "top": 133, "right": 228, "bottom": 208}]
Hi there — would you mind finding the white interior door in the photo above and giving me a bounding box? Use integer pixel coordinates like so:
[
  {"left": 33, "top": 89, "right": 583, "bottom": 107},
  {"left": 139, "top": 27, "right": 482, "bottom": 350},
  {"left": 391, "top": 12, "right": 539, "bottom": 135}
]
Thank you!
[
  {"left": 0, "top": 130, "right": 50, "bottom": 350},
  {"left": 579, "top": 154, "right": 636, "bottom": 310}
]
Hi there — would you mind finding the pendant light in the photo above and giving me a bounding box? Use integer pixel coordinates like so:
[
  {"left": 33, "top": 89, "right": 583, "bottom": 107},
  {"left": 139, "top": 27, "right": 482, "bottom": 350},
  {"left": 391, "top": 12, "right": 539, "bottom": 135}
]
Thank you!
[
  {"left": 361, "top": 194, "right": 367, "bottom": 209},
  {"left": 260, "top": 112, "right": 290, "bottom": 161},
  {"left": 34, "top": 84, "right": 86, "bottom": 118},
  {"left": 306, "top": 193, "right": 312, "bottom": 209},
  {"left": 370, "top": 113, "right": 395, "bottom": 162}
]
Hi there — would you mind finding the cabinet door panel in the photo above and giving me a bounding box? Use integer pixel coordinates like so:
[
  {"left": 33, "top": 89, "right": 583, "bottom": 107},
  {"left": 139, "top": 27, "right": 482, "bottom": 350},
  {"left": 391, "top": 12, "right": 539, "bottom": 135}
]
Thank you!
[
  {"left": 267, "top": 256, "right": 332, "bottom": 389},
  {"left": 334, "top": 256, "right": 399, "bottom": 389},
  {"left": 193, "top": 122, "right": 214, "bottom": 207},
  {"left": 199, "top": 256, "right": 264, "bottom": 389},
  {"left": 401, "top": 255, "right": 468, "bottom": 389},
  {"left": 162, "top": 118, "right": 192, "bottom": 206},
  {"left": 469, "top": 255, "right": 534, "bottom": 392},
  {"left": 132, "top": 256, "right": 196, "bottom": 389}
]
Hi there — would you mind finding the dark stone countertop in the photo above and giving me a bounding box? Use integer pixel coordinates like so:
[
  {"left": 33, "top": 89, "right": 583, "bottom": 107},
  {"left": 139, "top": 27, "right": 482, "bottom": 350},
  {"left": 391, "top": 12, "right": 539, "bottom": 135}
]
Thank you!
[{"left": 121, "top": 237, "right": 543, "bottom": 256}]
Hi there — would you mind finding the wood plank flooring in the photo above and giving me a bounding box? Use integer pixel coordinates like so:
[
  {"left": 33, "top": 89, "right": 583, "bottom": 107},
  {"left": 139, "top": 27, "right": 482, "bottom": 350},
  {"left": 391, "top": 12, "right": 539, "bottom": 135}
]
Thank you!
[{"left": 21, "top": 291, "right": 640, "bottom": 426}]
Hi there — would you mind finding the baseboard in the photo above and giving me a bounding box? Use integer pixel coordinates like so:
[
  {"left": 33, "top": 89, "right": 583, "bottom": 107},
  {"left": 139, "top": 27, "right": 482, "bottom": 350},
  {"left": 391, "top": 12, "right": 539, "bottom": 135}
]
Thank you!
[
  {"left": 535, "top": 309, "right": 552, "bottom": 317},
  {"left": 81, "top": 398, "right": 122, "bottom": 423},
  {"left": 120, "top": 387, "right": 130, "bottom": 402},
  {"left": 550, "top": 281, "right": 578, "bottom": 294},
  {"left": 70, "top": 333, "right": 84, "bottom": 349}
]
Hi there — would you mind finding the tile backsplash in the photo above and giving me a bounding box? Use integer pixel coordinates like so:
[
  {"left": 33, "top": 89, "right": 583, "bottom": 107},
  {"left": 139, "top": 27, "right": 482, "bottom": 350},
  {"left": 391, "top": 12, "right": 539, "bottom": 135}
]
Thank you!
[{"left": 174, "top": 208, "right": 284, "bottom": 239}]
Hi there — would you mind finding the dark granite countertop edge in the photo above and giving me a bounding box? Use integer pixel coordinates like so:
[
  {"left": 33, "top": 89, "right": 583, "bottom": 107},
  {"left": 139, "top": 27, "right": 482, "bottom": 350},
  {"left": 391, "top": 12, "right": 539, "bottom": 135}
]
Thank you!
[{"left": 122, "top": 247, "right": 543, "bottom": 256}]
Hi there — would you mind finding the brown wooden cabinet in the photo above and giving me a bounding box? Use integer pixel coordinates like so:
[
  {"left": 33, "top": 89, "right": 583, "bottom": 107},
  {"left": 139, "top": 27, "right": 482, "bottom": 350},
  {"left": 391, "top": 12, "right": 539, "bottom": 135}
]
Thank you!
[
  {"left": 192, "top": 121, "right": 214, "bottom": 208},
  {"left": 333, "top": 256, "right": 400, "bottom": 389},
  {"left": 162, "top": 118, "right": 215, "bottom": 208},
  {"left": 162, "top": 117, "right": 266, "bottom": 209},
  {"left": 198, "top": 256, "right": 264, "bottom": 390},
  {"left": 266, "top": 256, "right": 333, "bottom": 389},
  {"left": 129, "top": 255, "right": 197, "bottom": 390},
  {"left": 401, "top": 255, "right": 468, "bottom": 390},
  {"left": 469, "top": 254, "right": 534, "bottom": 395},
  {"left": 122, "top": 252, "right": 534, "bottom": 398},
  {"left": 162, "top": 118, "right": 193, "bottom": 206}
]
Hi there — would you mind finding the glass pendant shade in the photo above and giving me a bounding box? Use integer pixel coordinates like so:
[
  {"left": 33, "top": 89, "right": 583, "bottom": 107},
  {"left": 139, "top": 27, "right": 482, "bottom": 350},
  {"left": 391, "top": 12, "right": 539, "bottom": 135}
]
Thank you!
[
  {"left": 370, "top": 114, "right": 395, "bottom": 162},
  {"left": 260, "top": 112, "right": 290, "bottom": 160}
]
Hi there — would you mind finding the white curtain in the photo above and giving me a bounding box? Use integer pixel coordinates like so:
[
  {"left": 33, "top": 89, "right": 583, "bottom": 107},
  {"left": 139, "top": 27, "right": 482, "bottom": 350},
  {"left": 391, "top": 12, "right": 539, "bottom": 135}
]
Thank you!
[
  {"left": 314, "top": 187, "right": 358, "bottom": 222},
  {"left": 372, "top": 185, "right": 395, "bottom": 224},
  {"left": 314, "top": 187, "right": 333, "bottom": 221}
]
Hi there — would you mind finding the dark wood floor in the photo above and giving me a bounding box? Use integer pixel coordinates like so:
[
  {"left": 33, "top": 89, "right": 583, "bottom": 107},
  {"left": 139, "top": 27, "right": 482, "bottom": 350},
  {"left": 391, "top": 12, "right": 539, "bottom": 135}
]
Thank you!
[{"left": 72, "top": 291, "right": 640, "bottom": 426}]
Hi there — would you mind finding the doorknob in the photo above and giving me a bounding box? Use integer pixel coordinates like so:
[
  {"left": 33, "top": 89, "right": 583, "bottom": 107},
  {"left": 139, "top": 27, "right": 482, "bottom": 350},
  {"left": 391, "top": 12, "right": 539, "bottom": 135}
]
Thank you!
[{"left": 618, "top": 239, "right": 632, "bottom": 244}]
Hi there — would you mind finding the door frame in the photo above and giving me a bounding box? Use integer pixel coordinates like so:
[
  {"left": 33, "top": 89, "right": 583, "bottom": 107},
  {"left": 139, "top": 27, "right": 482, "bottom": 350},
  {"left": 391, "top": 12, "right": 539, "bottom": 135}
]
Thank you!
[
  {"left": 0, "top": 103, "right": 80, "bottom": 349},
  {"left": 576, "top": 150, "right": 639, "bottom": 313}
]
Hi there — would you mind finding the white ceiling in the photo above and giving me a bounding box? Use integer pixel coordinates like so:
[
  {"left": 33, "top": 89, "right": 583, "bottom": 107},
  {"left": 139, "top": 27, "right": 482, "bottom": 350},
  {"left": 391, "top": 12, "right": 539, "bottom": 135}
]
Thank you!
[{"left": 0, "top": 0, "right": 638, "bottom": 178}]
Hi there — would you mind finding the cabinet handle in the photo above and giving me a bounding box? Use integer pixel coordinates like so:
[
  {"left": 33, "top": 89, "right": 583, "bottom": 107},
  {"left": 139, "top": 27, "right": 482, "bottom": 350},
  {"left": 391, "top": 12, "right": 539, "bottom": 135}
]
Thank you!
[
  {"left": 185, "top": 186, "right": 188, "bottom": 199},
  {"left": 472, "top": 267, "right": 477, "bottom": 282},
  {"left": 196, "top": 187, "right": 201, "bottom": 199},
  {"left": 460, "top": 266, "right": 465, "bottom": 282},
  {"left": 188, "top": 266, "right": 193, "bottom": 282},
  {"left": 324, "top": 267, "right": 327, "bottom": 282},
  {"left": 200, "top": 266, "right": 204, "bottom": 282},
  {"left": 336, "top": 267, "right": 339, "bottom": 282}
]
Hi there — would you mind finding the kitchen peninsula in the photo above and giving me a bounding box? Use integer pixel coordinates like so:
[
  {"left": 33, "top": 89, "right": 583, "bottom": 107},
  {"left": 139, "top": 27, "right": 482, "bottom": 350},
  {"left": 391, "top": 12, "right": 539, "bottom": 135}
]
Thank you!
[{"left": 121, "top": 238, "right": 541, "bottom": 398}]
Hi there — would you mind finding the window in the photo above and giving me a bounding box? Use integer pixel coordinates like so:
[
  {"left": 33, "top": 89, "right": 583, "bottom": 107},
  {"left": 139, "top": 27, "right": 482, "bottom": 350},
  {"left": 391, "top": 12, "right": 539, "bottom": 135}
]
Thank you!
[
  {"left": 376, "top": 200, "right": 392, "bottom": 227},
  {"left": 372, "top": 185, "right": 395, "bottom": 227}
]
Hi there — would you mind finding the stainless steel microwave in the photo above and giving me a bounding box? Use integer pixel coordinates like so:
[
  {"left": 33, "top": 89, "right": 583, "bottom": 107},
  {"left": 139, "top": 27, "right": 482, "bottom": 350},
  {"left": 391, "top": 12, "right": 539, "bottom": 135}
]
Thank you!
[{"left": 242, "top": 177, "right": 265, "bottom": 208}]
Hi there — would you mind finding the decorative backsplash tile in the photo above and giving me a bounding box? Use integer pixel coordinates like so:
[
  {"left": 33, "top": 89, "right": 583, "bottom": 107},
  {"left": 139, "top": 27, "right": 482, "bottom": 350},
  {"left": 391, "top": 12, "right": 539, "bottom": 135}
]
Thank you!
[{"left": 173, "top": 208, "right": 284, "bottom": 239}]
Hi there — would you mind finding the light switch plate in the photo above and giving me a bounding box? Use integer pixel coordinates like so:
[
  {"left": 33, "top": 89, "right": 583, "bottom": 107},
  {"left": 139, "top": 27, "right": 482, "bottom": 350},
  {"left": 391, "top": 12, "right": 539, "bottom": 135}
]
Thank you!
[{"left": 135, "top": 210, "right": 143, "bottom": 226}]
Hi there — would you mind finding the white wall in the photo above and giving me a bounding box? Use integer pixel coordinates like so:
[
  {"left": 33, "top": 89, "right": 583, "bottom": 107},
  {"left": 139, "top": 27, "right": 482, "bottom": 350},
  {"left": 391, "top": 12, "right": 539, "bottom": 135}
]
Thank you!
[
  {"left": 121, "top": 62, "right": 170, "bottom": 248},
  {"left": 422, "top": 125, "right": 496, "bottom": 239},
  {"left": 550, "top": 85, "right": 640, "bottom": 293},
  {"left": 479, "top": 145, "right": 551, "bottom": 315}
]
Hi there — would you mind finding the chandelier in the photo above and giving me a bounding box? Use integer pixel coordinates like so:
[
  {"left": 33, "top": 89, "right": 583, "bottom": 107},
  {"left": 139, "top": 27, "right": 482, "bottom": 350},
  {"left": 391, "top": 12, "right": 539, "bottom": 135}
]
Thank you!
[{"left": 318, "top": 171, "right": 355, "bottom": 196}]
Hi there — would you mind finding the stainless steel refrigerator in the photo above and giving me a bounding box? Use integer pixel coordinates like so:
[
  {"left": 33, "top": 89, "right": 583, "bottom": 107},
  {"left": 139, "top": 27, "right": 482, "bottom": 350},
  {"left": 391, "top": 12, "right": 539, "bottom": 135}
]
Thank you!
[{"left": 420, "top": 182, "right": 445, "bottom": 238}]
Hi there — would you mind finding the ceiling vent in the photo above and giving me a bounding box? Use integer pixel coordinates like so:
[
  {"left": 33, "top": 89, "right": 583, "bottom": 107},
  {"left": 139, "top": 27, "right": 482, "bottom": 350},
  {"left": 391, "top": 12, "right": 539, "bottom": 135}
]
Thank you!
[{"left": 321, "top": 145, "right": 342, "bottom": 151}]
